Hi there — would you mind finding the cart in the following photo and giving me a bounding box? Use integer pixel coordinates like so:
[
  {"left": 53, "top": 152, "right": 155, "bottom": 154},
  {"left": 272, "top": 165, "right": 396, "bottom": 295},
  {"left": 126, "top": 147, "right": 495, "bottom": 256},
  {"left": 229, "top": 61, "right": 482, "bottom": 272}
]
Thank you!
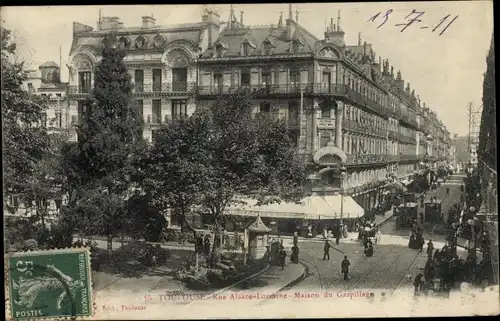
[
  {"left": 395, "top": 202, "right": 419, "bottom": 228},
  {"left": 425, "top": 200, "right": 443, "bottom": 223}
]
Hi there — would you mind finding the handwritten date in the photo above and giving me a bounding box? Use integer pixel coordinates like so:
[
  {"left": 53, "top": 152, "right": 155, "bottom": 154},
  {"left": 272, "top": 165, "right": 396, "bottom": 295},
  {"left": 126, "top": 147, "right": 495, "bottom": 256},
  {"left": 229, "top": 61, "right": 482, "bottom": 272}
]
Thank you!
[{"left": 368, "top": 9, "right": 459, "bottom": 35}]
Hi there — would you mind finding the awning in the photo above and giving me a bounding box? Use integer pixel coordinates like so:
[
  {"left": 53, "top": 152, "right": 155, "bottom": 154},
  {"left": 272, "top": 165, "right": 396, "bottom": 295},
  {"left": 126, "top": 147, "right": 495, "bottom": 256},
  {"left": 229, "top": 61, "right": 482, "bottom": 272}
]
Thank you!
[
  {"left": 321, "top": 195, "right": 365, "bottom": 220},
  {"left": 226, "top": 195, "right": 364, "bottom": 220}
]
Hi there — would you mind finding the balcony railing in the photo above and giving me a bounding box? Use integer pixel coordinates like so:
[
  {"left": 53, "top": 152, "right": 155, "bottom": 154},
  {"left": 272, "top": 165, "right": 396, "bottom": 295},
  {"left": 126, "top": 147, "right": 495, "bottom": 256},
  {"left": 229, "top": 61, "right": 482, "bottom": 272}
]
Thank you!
[
  {"left": 342, "top": 119, "right": 387, "bottom": 137},
  {"left": 133, "top": 82, "right": 196, "bottom": 94},
  {"left": 345, "top": 154, "right": 387, "bottom": 166},
  {"left": 67, "top": 85, "right": 91, "bottom": 95},
  {"left": 197, "top": 83, "right": 312, "bottom": 96}
]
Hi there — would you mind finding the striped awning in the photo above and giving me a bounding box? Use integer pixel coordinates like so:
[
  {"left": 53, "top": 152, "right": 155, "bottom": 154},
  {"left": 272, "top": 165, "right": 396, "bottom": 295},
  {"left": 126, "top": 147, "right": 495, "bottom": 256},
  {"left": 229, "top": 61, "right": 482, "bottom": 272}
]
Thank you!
[{"left": 226, "top": 195, "right": 364, "bottom": 220}]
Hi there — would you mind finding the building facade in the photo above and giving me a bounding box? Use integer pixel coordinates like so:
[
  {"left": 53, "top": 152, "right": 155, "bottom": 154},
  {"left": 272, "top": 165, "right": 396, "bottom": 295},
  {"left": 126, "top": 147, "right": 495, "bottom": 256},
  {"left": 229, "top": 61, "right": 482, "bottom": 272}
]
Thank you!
[{"left": 63, "top": 6, "right": 451, "bottom": 216}]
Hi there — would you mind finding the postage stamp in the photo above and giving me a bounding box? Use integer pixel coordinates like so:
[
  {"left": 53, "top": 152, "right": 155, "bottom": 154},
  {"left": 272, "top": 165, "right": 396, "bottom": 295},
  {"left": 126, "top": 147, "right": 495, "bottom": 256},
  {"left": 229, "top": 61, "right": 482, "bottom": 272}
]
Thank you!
[{"left": 5, "top": 248, "right": 93, "bottom": 320}]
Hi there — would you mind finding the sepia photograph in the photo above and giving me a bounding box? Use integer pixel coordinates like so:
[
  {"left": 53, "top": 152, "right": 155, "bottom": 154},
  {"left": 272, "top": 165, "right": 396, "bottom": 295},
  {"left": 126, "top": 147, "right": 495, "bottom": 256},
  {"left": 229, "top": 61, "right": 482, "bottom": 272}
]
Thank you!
[{"left": 2, "top": 2, "right": 497, "bottom": 319}]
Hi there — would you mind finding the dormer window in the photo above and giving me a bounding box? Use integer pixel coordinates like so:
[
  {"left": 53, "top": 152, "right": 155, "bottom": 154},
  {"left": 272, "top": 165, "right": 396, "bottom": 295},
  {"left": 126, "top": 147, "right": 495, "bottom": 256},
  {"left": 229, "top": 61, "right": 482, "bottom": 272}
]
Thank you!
[
  {"left": 241, "top": 39, "right": 255, "bottom": 56},
  {"left": 214, "top": 41, "right": 228, "bottom": 58},
  {"left": 153, "top": 35, "right": 165, "bottom": 49},
  {"left": 291, "top": 38, "right": 304, "bottom": 53},
  {"left": 135, "top": 36, "right": 147, "bottom": 49},
  {"left": 262, "top": 37, "right": 275, "bottom": 56},
  {"left": 118, "top": 37, "right": 130, "bottom": 50}
]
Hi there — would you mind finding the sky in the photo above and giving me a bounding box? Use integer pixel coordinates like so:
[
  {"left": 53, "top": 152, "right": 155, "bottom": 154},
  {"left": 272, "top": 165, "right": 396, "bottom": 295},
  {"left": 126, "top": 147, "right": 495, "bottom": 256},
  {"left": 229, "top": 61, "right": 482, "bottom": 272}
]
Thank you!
[{"left": 2, "top": 2, "right": 494, "bottom": 136}]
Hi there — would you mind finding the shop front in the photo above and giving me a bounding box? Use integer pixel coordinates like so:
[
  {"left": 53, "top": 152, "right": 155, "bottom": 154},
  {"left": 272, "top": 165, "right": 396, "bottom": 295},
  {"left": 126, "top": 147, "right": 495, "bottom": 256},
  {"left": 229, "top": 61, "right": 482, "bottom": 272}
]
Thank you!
[{"left": 225, "top": 195, "right": 365, "bottom": 236}]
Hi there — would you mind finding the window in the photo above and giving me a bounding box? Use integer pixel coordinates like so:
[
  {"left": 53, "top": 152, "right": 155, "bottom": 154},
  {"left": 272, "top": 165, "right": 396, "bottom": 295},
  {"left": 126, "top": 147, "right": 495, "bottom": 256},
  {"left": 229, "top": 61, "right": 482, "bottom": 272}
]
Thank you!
[
  {"left": 289, "top": 70, "right": 300, "bottom": 91},
  {"left": 151, "top": 129, "right": 159, "bottom": 142},
  {"left": 214, "top": 73, "right": 223, "bottom": 93},
  {"left": 40, "top": 113, "right": 47, "bottom": 128},
  {"left": 320, "top": 132, "right": 330, "bottom": 147},
  {"left": 56, "top": 93, "right": 62, "bottom": 98},
  {"left": 288, "top": 130, "right": 299, "bottom": 147},
  {"left": 153, "top": 69, "right": 162, "bottom": 92},
  {"left": 261, "top": 71, "right": 271, "bottom": 88},
  {"left": 41, "top": 94, "right": 47, "bottom": 98},
  {"left": 152, "top": 99, "right": 161, "bottom": 123},
  {"left": 260, "top": 102, "right": 270, "bottom": 115},
  {"left": 135, "top": 70, "right": 144, "bottom": 92},
  {"left": 322, "top": 72, "right": 331, "bottom": 92},
  {"left": 71, "top": 115, "right": 77, "bottom": 124},
  {"left": 55, "top": 111, "right": 62, "bottom": 127},
  {"left": 288, "top": 101, "right": 299, "bottom": 126},
  {"left": 172, "top": 68, "right": 187, "bottom": 92},
  {"left": 77, "top": 101, "right": 86, "bottom": 122},
  {"left": 136, "top": 100, "right": 144, "bottom": 121},
  {"left": 171, "top": 100, "right": 187, "bottom": 119},
  {"left": 242, "top": 43, "right": 251, "bottom": 56},
  {"left": 27, "top": 83, "right": 34, "bottom": 92},
  {"left": 78, "top": 71, "right": 92, "bottom": 93},
  {"left": 320, "top": 103, "right": 331, "bottom": 118},
  {"left": 241, "top": 72, "right": 250, "bottom": 87}
]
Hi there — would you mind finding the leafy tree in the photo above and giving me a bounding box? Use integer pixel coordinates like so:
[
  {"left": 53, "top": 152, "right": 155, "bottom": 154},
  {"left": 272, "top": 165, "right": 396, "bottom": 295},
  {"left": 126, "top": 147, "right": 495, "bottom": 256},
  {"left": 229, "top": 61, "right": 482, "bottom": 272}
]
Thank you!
[
  {"left": 73, "top": 34, "right": 145, "bottom": 249},
  {"left": 147, "top": 93, "right": 307, "bottom": 259},
  {"left": 2, "top": 27, "right": 50, "bottom": 199}
]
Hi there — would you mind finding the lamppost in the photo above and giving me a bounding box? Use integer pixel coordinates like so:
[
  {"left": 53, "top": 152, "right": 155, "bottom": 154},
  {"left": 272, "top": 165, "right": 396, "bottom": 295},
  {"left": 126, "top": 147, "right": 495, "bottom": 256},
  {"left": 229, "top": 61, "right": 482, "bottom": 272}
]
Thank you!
[
  {"left": 467, "top": 215, "right": 479, "bottom": 259},
  {"left": 339, "top": 166, "right": 347, "bottom": 237}
]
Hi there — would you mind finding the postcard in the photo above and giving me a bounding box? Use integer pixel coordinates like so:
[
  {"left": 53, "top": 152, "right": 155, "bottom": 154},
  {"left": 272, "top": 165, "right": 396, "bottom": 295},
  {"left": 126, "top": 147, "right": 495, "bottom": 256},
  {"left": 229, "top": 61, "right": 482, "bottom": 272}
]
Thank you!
[{"left": 2, "top": 2, "right": 498, "bottom": 319}]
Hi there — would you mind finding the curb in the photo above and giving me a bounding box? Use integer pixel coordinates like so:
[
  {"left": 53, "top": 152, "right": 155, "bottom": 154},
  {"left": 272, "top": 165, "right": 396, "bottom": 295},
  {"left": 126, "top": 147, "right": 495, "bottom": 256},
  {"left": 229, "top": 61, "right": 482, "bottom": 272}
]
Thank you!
[
  {"left": 279, "top": 263, "right": 308, "bottom": 291},
  {"left": 185, "top": 264, "right": 271, "bottom": 305}
]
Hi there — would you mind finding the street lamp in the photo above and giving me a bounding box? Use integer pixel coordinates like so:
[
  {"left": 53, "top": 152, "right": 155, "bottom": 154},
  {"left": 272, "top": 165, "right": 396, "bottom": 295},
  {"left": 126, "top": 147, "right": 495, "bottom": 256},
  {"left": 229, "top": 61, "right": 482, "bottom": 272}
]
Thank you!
[
  {"left": 467, "top": 217, "right": 479, "bottom": 259},
  {"left": 339, "top": 166, "right": 347, "bottom": 237}
]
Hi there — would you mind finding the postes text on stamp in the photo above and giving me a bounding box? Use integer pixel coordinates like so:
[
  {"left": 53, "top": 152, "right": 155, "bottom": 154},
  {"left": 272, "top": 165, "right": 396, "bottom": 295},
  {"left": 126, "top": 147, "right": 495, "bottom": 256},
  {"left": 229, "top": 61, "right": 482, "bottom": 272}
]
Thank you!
[{"left": 5, "top": 248, "right": 93, "bottom": 320}]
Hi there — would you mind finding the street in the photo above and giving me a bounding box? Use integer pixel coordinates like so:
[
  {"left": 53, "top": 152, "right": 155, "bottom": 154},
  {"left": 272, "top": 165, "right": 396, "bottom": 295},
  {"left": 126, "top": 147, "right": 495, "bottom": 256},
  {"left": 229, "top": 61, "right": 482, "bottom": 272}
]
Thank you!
[{"left": 293, "top": 175, "right": 468, "bottom": 295}]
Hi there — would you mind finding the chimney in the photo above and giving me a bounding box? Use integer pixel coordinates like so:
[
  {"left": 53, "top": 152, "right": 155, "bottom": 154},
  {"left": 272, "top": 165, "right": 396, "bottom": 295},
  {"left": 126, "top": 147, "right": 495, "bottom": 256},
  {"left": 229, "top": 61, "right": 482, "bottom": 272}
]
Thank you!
[
  {"left": 358, "top": 32, "right": 361, "bottom": 46},
  {"left": 406, "top": 82, "right": 411, "bottom": 94},
  {"left": 390, "top": 66, "right": 394, "bottom": 77},
  {"left": 296, "top": 10, "right": 299, "bottom": 22},
  {"left": 142, "top": 16, "right": 156, "bottom": 29},
  {"left": 324, "top": 16, "right": 345, "bottom": 46},
  {"left": 240, "top": 11, "right": 243, "bottom": 24},
  {"left": 100, "top": 16, "right": 122, "bottom": 31},
  {"left": 202, "top": 9, "right": 221, "bottom": 48},
  {"left": 363, "top": 41, "right": 367, "bottom": 56}
]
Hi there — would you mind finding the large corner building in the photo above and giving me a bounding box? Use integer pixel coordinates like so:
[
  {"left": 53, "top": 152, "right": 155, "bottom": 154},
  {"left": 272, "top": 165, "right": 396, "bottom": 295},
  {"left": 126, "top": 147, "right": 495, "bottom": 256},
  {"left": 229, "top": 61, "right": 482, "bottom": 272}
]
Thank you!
[{"left": 60, "top": 6, "right": 451, "bottom": 224}]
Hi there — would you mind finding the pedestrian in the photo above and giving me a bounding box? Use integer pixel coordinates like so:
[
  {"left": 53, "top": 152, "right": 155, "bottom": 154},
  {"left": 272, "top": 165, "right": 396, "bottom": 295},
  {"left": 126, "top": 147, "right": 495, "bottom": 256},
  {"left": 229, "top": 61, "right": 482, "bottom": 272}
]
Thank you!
[
  {"left": 293, "top": 231, "right": 298, "bottom": 247},
  {"left": 323, "top": 240, "right": 331, "bottom": 260},
  {"left": 204, "top": 236, "right": 211, "bottom": 258},
  {"left": 427, "top": 240, "right": 434, "bottom": 259},
  {"left": 278, "top": 246, "right": 287, "bottom": 270},
  {"left": 419, "top": 213, "right": 424, "bottom": 225},
  {"left": 446, "top": 187, "right": 450, "bottom": 196},
  {"left": 413, "top": 273, "right": 424, "bottom": 296},
  {"left": 291, "top": 245, "right": 299, "bottom": 264},
  {"left": 335, "top": 228, "right": 340, "bottom": 245},
  {"left": 418, "top": 235, "right": 425, "bottom": 253},
  {"left": 341, "top": 255, "right": 350, "bottom": 281}
]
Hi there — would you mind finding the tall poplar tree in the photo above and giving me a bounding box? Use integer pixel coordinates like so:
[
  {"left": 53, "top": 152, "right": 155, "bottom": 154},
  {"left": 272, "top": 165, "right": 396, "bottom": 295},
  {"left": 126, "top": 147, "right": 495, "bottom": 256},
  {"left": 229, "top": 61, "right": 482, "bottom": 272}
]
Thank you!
[
  {"left": 75, "top": 34, "right": 145, "bottom": 249},
  {"left": 478, "top": 33, "right": 496, "bottom": 171}
]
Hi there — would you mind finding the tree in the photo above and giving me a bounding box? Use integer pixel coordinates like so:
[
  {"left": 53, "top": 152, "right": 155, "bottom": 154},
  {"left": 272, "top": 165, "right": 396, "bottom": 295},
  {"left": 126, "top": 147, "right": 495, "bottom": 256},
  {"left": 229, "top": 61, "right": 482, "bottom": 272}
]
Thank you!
[
  {"left": 478, "top": 33, "right": 496, "bottom": 172},
  {"left": 2, "top": 27, "right": 51, "bottom": 199},
  {"left": 73, "top": 34, "right": 145, "bottom": 250},
  {"left": 147, "top": 93, "right": 307, "bottom": 260}
]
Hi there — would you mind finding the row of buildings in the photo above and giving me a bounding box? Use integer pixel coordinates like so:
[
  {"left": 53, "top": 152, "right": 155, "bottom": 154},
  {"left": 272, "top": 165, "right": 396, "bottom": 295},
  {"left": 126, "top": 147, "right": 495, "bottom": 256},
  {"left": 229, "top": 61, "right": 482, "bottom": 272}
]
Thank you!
[{"left": 20, "top": 5, "right": 452, "bottom": 227}]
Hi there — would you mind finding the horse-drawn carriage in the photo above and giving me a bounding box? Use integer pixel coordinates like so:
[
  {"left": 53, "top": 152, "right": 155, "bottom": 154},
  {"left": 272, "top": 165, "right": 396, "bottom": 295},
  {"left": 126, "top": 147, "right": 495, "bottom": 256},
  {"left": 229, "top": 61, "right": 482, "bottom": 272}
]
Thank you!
[
  {"left": 395, "top": 202, "right": 419, "bottom": 228},
  {"left": 425, "top": 200, "right": 443, "bottom": 223},
  {"left": 360, "top": 223, "right": 381, "bottom": 245}
]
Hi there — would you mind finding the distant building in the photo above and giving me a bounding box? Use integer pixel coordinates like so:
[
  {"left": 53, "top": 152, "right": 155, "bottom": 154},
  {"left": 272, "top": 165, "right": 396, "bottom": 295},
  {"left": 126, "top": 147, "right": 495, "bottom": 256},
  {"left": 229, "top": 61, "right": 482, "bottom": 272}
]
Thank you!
[
  {"left": 451, "top": 134, "right": 477, "bottom": 166},
  {"left": 21, "top": 61, "right": 70, "bottom": 136}
]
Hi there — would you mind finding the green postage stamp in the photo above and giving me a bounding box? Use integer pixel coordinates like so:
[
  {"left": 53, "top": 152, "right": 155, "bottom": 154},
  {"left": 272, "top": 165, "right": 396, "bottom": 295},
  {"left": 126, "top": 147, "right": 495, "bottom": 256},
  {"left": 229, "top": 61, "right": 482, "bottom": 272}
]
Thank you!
[{"left": 5, "top": 248, "right": 93, "bottom": 320}]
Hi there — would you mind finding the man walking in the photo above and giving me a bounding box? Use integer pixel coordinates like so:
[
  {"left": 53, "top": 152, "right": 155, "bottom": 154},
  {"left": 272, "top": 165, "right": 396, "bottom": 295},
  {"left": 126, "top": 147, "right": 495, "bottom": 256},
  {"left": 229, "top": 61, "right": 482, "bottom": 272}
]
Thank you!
[
  {"left": 341, "top": 256, "right": 350, "bottom": 281},
  {"left": 323, "top": 240, "right": 331, "bottom": 260},
  {"left": 278, "top": 246, "right": 287, "bottom": 270},
  {"left": 426, "top": 240, "right": 434, "bottom": 259}
]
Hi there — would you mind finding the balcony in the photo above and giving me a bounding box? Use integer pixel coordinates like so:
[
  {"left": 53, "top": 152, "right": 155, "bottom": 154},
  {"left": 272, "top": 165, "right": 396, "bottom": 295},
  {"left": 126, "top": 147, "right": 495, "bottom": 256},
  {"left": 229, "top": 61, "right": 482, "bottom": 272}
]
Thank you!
[
  {"left": 345, "top": 154, "right": 387, "bottom": 166},
  {"left": 67, "top": 85, "right": 91, "bottom": 98},
  {"left": 312, "top": 84, "right": 387, "bottom": 118},
  {"left": 197, "top": 83, "right": 312, "bottom": 97},
  {"left": 134, "top": 82, "right": 196, "bottom": 96},
  {"left": 342, "top": 119, "right": 387, "bottom": 138}
]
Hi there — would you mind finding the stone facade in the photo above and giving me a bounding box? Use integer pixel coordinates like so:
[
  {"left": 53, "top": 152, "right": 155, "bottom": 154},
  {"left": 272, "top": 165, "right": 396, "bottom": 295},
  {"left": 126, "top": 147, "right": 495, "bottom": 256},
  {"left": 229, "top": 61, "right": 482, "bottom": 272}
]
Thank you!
[{"left": 61, "top": 7, "right": 451, "bottom": 212}]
